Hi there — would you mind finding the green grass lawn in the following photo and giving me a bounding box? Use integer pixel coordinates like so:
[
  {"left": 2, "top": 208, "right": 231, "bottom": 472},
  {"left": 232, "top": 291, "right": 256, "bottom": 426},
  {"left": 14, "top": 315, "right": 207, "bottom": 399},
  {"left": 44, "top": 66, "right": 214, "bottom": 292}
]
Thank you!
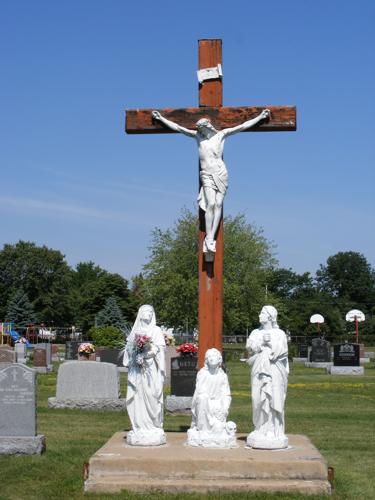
[{"left": 0, "top": 358, "right": 374, "bottom": 500}]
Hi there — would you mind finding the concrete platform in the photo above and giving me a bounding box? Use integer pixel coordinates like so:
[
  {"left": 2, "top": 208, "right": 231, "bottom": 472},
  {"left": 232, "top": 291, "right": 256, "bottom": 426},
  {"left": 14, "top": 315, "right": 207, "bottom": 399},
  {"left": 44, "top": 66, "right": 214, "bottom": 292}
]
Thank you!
[
  {"left": 84, "top": 432, "right": 331, "bottom": 495},
  {"left": 305, "top": 362, "right": 333, "bottom": 369},
  {"left": 327, "top": 366, "right": 364, "bottom": 375},
  {"left": 48, "top": 397, "right": 126, "bottom": 411},
  {"left": 0, "top": 435, "right": 46, "bottom": 455}
]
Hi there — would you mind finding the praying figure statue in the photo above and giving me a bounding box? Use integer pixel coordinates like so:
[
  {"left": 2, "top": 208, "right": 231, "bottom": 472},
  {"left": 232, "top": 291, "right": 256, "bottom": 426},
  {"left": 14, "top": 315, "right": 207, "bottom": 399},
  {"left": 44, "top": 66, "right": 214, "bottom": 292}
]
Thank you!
[
  {"left": 187, "top": 348, "right": 237, "bottom": 448},
  {"left": 246, "top": 305, "right": 289, "bottom": 449},
  {"left": 152, "top": 109, "right": 270, "bottom": 259},
  {"left": 123, "top": 304, "right": 166, "bottom": 446}
]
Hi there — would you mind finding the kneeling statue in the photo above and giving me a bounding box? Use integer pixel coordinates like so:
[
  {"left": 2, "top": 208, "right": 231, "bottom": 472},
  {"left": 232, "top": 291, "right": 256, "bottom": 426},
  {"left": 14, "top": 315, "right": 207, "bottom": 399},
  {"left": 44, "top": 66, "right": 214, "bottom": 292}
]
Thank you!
[{"left": 187, "top": 348, "right": 237, "bottom": 448}]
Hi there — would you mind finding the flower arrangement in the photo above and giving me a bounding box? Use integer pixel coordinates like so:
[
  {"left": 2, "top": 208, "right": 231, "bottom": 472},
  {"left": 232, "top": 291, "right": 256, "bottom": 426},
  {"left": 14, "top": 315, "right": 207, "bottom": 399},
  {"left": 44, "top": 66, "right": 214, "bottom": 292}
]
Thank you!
[
  {"left": 164, "top": 332, "right": 175, "bottom": 346},
  {"left": 134, "top": 334, "right": 151, "bottom": 352},
  {"left": 78, "top": 342, "right": 95, "bottom": 355},
  {"left": 176, "top": 342, "right": 198, "bottom": 357}
]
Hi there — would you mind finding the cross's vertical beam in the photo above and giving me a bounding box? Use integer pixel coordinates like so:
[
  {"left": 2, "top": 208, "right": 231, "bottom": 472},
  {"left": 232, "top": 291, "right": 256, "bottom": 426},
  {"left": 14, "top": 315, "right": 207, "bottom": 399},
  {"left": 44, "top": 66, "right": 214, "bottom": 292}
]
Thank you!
[{"left": 198, "top": 39, "right": 223, "bottom": 368}]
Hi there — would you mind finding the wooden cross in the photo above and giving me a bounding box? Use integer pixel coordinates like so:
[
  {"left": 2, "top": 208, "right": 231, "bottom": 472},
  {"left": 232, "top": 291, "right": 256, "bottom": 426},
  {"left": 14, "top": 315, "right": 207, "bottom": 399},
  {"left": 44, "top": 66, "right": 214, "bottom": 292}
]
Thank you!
[{"left": 125, "top": 39, "right": 296, "bottom": 368}]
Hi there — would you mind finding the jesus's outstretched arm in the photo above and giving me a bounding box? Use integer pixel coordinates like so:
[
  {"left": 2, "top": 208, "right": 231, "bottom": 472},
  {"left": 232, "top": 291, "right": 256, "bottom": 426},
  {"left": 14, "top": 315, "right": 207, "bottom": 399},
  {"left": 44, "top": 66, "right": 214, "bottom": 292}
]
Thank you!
[
  {"left": 152, "top": 111, "right": 197, "bottom": 138},
  {"left": 222, "top": 109, "right": 270, "bottom": 137}
]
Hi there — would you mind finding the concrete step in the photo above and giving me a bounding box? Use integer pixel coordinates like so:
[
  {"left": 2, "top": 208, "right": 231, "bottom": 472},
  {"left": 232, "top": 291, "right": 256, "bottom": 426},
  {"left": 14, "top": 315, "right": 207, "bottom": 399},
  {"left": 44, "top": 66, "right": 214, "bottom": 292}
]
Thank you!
[{"left": 85, "top": 476, "right": 331, "bottom": 495}]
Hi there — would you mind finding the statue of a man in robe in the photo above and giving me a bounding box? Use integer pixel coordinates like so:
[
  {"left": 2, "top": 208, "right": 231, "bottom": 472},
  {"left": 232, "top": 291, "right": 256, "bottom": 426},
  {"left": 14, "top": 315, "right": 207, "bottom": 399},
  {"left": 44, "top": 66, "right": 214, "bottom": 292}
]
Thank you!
[
  {"left": 246, "top": 305, "right": 289, "bottom": 449},
  {"left": 152, "top": 109, "right": 270, "bottom": 258}
]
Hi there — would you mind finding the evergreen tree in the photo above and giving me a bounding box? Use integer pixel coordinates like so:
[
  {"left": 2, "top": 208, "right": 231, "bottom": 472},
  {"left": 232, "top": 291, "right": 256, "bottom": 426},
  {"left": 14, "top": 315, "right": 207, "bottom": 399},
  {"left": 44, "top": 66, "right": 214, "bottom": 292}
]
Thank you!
[
  {"left": 6, "top": 288, "right": 36, "bottom": 329},
  {"left": 95, "top": 296, "right": 127, "bottom": 331}
]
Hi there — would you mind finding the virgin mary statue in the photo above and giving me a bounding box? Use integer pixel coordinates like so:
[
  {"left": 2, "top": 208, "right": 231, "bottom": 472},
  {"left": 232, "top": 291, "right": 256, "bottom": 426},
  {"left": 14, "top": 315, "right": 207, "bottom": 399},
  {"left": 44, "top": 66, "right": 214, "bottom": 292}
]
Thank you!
[{"left": 123, "top": 304, "right": 166, "bottom": 446}]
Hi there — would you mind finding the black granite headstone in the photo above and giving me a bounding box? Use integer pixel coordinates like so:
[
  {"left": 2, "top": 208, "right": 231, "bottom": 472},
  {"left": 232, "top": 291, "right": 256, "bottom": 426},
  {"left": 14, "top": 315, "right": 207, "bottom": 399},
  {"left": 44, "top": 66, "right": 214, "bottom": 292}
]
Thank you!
[
  {"left": 170, "top": 356, "right": 197, "bottom": 397},
  {"left": 334, "top": 343, "right": 360, "bottom": 366},
  {"left": 99, "top": 348, "right": 123, "bottom": 366},
  {"left": 298, "top": 344, "right": 308, "bottom": 358},
  {"left": 65, "top": 341, "right": 80, "bottom": 360},
  {"left": 310, "top": 338, "right": 331, "bottom": 362}
]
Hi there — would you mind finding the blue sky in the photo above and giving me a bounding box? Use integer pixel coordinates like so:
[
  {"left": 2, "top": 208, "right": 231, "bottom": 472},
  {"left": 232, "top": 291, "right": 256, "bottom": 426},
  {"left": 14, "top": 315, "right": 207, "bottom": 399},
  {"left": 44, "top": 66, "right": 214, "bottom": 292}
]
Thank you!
[{"left": 1, "top": 1, "right": 374, "bottom": 280}]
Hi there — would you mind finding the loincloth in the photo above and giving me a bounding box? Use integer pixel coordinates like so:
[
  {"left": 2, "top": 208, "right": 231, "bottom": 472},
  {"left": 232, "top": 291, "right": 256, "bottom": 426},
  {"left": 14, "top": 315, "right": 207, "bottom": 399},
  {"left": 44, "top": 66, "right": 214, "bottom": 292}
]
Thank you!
[{"left": 198, "top": 169, "right": 228, "bottom": 212}]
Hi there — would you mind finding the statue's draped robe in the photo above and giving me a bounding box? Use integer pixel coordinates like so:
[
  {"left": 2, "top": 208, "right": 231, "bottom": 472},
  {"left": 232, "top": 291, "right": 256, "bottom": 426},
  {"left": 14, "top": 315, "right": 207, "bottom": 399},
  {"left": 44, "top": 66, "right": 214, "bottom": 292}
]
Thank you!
[
  {"left": 191, "top": 366, "right": 231, "bottom": 434},
  {"left": 124, "top": 322, "right": 165, "bottom": 433},
  {"left": 246, "top": 328, "right": 289, "bottom": 437}
]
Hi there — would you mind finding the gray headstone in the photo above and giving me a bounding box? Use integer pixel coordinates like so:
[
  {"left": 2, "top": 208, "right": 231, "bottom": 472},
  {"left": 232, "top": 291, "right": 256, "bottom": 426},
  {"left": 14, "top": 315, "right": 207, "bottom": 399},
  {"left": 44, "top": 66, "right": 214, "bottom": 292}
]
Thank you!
[
  {"left": 0, "top": 364, "right": 36, "bottom": 436},
  {"left": 0, "top": 349, "right": 16, "bottom": 364},
  {"left": 65, "top": 341, "right": 80, "bottom": 360},
  {"left": 15, "top": 344, "right": 27, "bottom": 364},
  {"left": 56, "top": 361, "right": 120, "bottom": 400}
]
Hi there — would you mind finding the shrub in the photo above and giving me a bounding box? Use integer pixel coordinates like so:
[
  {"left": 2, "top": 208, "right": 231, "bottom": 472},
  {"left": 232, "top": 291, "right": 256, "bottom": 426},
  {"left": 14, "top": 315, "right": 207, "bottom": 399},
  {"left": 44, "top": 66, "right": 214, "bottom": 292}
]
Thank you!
[{"left": 88, "top": 326, "right": 124, "bottom": 348}]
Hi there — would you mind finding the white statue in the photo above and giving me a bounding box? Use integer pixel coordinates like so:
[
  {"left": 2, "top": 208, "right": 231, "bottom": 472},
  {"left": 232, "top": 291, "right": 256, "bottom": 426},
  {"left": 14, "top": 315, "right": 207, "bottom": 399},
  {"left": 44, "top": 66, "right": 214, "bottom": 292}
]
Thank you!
[
  {"left": 123, "top": 304, "right": 166, "bottom": 446},
  {"left": 187, "top": 348, "right": 237, "bottom": 448},
  {"left": 152, "top": 109, "right": 270, "bottom": 258},
  {"left": 246, "top": 305, "right": 289, "bottom": 449}
]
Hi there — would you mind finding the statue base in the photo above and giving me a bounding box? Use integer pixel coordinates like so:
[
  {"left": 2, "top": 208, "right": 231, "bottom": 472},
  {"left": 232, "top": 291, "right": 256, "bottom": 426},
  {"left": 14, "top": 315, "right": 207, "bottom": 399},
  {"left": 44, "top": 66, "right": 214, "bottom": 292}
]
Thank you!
[
  {"left": 246, "top": 430, "right": 288, "bottom": 450},
  {"left": 84, "top": 432, "right": 331, "bottom": 495},
  {"left": 126, "top": 429, "right": 166, "bottom": 447},
  {"left": 187, "top": 426, "right": 238, "bottom": 449}
]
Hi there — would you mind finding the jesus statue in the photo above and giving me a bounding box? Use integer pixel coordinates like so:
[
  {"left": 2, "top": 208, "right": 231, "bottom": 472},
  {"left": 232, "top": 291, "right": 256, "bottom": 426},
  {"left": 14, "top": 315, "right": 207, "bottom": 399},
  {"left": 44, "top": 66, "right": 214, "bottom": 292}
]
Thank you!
[{"left": 152, "top": 109, "right": 270, "bottom": 257}]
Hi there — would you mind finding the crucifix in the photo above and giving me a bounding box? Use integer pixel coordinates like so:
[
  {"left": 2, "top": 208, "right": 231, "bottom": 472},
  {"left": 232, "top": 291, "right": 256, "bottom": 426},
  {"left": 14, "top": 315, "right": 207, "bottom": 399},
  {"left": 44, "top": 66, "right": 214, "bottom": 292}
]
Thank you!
[{"left": 125, "top": 39, "right": 296, "bottom": 368}]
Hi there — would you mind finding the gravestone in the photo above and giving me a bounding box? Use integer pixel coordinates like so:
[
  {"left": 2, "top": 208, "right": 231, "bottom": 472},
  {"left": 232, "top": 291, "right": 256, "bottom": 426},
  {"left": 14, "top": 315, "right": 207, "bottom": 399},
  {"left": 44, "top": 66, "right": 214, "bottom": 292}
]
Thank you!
[
  {"left": 327, "top": 343, "right": 364, "bottom": 375},
  {"left": 0, "top": 349, "right": 16, "bottom": 365},
  {"left": 48, "top": 361, "right": 126, "bottom": 411},
  {"left": 298, "top": 344, "right": 308, "bottom": 358},
  {"left": 0, "top": 364, "right": 45, "bottom": 454},
  {"left": 170, "top": 356, "right": 197, "bottom": 396},
  {"left": 65, "top": 341, "right": 80, "bottom": 360},
  {"left": 15, "top": 343, "right": 27, "bottom": 364},
  {"left": 166, "top": 356, "right": 198, "bottom": 414},
  {"left": 51, "top": 344, "right": 59, "bottom": 361},
  {"left": 33, "top": 348, "right": 48, "bottom": 374},
  {"left": 305, "top": 338, "right": 332, "bottom": 368},
  {"left": 98, "top": 348, "right": 122, "bottom": 366},
  {"left": 164, "top": 346, "right": 179, "bottom": 384},
  {"left": 310, "top": 338, "right": 330, "bottom": 362},
  {"left": 334, "top": 343, "right": 359, "bottom": 366},
  {"left": 37, "top": 343, "right": 53, "bottom": 370}
]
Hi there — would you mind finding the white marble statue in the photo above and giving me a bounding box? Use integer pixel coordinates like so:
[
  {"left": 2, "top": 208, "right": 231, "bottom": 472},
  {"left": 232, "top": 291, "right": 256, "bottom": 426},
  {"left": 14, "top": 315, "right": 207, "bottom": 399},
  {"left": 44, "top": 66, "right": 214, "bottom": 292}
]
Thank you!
[
  {"left": 152, "top": 109, "right": 270, "bottom": 258},
  {"left": 123, "top": 304, "right": 166, "bottom": 446},
  {"left": 187, "top": 348, "right": 237, "bottom": 448},
  {"left": 246, "top": 305, "right": 289, "bottom": 449}
]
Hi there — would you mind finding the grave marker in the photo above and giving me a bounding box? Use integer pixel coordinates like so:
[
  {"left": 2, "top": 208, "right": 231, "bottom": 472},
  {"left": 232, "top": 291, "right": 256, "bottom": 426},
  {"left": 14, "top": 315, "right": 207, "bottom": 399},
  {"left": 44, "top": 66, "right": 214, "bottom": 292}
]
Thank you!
[
  {"left": 0, "top": 364, "right": 45, "bottom": 454},
  {"left": 48, "top": 361, "right": 126, "bottom": 411}
]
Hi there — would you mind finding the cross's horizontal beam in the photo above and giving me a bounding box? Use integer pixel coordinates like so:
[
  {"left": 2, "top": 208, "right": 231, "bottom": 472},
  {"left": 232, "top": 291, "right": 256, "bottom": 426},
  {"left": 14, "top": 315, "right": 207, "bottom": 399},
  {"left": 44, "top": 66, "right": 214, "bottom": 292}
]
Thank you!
[{"left": 125, "top": 106, "right": 296, "bottom": 134}]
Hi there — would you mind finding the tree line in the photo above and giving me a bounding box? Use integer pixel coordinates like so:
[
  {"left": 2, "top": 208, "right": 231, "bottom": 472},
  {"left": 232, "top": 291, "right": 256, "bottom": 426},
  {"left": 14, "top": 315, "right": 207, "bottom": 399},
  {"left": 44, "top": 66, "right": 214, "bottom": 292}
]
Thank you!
[{"left": 1, "top": 210, "right": 374, "bottom": 339}]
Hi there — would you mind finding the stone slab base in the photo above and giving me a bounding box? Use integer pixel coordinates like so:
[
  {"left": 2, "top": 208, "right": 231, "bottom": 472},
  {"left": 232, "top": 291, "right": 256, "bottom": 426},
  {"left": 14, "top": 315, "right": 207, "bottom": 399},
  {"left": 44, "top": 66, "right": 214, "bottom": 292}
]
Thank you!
[
  {"left": 48, "top": 397, "right": 126, "bottom": 411},
  {"left": 165, "top": 395, "right": 192, "bottom": 414},
  {"left": 0, "top": 435, "right": 45, "bottom": 455},
  {"left": 292, "top": 357, "right": 308, "bottom": 363},
  {"left": 305, "top": 362, "right": 333, "bottom": 369},
  {"left": 84, "top": 432, "right": 331, "bottom": 495},
  {"left": 327, "top": 366, "right": 364, "bottom": 376},
  {"left": 34, "top": 366, "right": 53, "bottom": 374}
]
